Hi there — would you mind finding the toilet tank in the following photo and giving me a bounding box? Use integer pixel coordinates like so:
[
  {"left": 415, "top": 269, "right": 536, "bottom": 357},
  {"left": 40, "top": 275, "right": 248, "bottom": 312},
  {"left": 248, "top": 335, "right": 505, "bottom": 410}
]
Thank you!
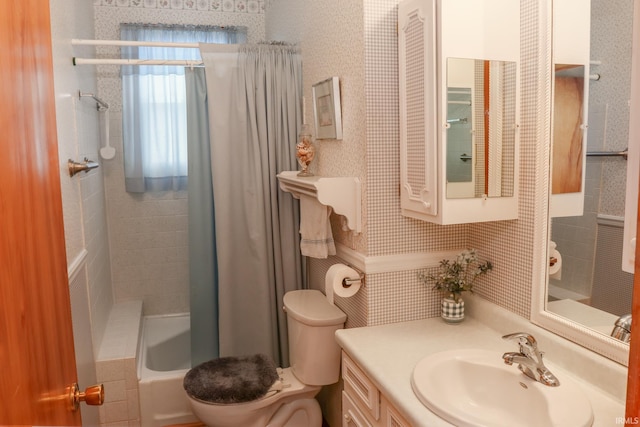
[{"left": 283, "top": 289, "right": 347, "bottom": 386}]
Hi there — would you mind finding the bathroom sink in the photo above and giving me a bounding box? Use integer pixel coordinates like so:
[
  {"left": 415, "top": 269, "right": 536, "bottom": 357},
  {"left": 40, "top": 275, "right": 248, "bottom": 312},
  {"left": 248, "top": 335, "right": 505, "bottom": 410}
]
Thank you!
[{"left": 411, "top": 349, "right": 593, "bottom": 427}]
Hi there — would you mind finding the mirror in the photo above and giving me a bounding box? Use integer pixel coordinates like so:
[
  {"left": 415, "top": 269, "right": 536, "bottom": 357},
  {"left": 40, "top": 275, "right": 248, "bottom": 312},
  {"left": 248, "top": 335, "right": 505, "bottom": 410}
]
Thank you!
[
  {"left": 540, "top": 0, "right": 636, "bottom": 363},
  {"left": 445, "top": 58, "right": 517, "bottom": 199}
]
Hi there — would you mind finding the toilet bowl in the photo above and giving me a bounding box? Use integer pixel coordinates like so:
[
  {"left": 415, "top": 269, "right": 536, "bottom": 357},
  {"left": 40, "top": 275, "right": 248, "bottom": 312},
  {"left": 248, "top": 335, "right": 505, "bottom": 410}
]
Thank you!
[
  {"left": 188, "top": 367, "right": 322, "bottom": 427},
  {"left": 184, "top": 289, "right": 347, "bottom": 427}
]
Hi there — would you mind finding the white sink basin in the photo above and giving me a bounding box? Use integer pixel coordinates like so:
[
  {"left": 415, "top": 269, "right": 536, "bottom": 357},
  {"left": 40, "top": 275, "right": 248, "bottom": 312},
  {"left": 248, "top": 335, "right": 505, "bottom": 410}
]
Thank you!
[{"left": 411, "top": 349, "right": 593, "bottom": 427}]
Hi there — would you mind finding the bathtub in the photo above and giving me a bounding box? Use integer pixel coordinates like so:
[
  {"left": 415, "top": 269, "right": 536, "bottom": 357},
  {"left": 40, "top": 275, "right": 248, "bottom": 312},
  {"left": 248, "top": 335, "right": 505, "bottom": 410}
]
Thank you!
[{"left": 138, "top": 313, "right": 199, "bottom": 427}]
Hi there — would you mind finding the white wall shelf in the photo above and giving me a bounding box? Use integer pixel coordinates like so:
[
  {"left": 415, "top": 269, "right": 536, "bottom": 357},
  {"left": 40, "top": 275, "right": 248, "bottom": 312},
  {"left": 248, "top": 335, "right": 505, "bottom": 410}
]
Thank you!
[{"left": 277, "top": 171, "right": 362, "bottom": 233}]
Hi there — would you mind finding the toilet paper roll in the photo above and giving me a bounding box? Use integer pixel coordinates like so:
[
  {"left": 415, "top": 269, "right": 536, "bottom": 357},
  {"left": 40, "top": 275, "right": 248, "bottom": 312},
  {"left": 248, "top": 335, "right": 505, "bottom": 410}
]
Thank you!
[
  {"left": 549, "top": 241, "right": 562, "bottom": 280},
  {"left": 325, "top": 263, "right": 361, "bottom": 304}
]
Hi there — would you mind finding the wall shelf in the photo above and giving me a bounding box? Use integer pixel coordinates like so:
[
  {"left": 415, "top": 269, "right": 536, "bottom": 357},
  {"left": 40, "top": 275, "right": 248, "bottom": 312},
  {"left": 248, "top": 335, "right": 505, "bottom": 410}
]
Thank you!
[{"left": 276, "top": 171, "right": 362, "bottom": 233}]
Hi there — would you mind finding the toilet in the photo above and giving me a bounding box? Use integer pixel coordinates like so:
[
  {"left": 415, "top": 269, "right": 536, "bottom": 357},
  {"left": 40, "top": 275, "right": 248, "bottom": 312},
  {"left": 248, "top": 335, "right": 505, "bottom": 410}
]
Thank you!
[{"left": 184, "top": 289, "right": 347, "bottom": 427}]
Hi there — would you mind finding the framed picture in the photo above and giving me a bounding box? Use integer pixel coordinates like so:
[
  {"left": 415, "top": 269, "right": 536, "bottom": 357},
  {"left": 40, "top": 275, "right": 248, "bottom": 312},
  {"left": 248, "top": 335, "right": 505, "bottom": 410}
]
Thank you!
[{"left": 312, "top": 76, "right": 343, "bottom": 140}]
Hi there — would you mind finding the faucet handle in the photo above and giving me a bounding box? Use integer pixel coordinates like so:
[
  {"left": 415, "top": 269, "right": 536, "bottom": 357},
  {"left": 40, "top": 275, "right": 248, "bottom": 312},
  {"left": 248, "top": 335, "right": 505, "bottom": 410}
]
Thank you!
[{"left": 502, "top": 332, "right": 538, "bottom": 352}]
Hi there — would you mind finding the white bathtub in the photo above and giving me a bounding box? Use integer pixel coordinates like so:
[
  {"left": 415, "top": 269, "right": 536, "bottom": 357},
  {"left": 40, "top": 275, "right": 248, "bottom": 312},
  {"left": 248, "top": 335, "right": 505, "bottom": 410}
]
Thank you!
[{"left": 138, "top": 313, "right": 199, "bottom": 427}]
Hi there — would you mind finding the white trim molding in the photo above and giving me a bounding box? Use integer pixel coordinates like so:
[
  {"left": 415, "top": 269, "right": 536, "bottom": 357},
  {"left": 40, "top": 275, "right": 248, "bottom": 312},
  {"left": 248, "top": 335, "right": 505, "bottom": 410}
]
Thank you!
[
  {"left": 68, "top": 249, "right": 89, "bottom": 282},
  {"left": 336, "top": 243, "right": 463, "bottom": 274}
]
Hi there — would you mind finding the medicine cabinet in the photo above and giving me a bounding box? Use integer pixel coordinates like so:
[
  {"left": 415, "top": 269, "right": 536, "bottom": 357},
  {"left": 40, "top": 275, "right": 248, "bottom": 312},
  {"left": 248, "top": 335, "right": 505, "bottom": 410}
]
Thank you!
[{"left": 398, "top": 0, "right": 520, "bottom": 224}]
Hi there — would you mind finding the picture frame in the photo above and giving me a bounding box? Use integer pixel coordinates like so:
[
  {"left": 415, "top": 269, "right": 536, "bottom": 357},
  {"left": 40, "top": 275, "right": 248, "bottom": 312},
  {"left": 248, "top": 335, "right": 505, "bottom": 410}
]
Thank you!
[{"left": 312, "top": 76, "right": 343, "bottom": 140}]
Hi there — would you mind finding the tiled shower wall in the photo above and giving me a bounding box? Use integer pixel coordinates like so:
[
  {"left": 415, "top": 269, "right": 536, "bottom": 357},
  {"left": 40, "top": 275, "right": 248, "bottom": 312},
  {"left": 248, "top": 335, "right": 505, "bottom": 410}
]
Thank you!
[
  {"left": 268, "top": 0, "right": 545, "bottom": 325},
  {"left": 94, "top": 4, "right": 265, "bottom": 314},
  {"left": 51, "top": 0, "right": 111, "bottom": 424}
]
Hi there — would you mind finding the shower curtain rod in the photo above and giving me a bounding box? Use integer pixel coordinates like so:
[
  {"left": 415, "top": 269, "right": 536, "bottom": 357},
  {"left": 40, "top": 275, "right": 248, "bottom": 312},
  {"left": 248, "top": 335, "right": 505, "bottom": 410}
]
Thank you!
[
  {"left": 73, "top": 57, "right": 203, "bottom": 66},
  {"left": 72, "top": 38, "right": 202, "bottom": 48},
  {"left": 71, "top": 39, "right": 239, "bottom": 66}
]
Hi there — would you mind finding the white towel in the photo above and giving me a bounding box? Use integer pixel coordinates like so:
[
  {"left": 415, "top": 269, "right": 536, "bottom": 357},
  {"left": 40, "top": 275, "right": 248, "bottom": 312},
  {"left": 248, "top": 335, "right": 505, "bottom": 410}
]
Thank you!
[{"left": 299, "top": 194, "right": 336, "bottom": 259}]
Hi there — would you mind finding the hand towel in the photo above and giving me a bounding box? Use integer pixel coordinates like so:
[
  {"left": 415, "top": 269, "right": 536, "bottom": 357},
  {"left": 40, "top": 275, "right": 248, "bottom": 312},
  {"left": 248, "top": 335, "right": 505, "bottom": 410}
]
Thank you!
[{"left": 299, "top": 194, "right": 336, "bottom": 259}]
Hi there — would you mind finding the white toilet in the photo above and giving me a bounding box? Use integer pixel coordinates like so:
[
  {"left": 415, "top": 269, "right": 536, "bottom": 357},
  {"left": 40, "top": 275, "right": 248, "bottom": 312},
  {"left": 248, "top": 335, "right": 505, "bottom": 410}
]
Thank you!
[{"left": 185, "top": 289, "right": 347, "bottom": 427}]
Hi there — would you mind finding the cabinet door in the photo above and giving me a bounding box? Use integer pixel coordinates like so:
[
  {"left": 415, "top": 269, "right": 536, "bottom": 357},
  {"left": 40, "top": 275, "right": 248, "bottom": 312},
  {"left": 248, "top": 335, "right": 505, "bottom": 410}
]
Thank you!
[
  {"left": 399, "top": 0, "right": 521, "bottom": 224},
  {"left": 342, "top": 352, "right": 380, "bottom": 420},
  {"left": 399, "top": 0, "right": 439, "bottom": 218},
  {"left": 382, "top": 396, "right": 412, "bottom": 427},
  {"left": 342, "top": 391, "right": 373, "bottom": 427}
]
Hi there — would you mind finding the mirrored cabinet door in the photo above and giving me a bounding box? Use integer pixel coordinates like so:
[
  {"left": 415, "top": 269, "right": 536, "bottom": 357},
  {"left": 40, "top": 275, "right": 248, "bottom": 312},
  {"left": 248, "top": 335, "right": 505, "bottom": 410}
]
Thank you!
[{"left": 399, "top": 0, "right": 521, "bottom": 225}]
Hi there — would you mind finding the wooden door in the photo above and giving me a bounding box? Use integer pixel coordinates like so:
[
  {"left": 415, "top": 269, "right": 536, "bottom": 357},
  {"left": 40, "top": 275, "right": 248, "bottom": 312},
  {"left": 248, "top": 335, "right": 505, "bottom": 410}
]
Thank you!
[
  {"left": 626, "top": 0, "right": 640, "bottom": 422},
  {"left": 0, "top": 1, "right": 82, "bottom": 425},
  {"left": 627, "top": 192, "right": 640, "bottom": 420}
]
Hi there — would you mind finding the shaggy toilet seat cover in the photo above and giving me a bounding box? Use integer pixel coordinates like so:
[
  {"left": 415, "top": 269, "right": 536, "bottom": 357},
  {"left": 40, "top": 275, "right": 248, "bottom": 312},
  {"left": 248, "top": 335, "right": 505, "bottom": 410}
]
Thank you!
[{"left": 183, "top": 353, "right": 279, "bottom": 404}]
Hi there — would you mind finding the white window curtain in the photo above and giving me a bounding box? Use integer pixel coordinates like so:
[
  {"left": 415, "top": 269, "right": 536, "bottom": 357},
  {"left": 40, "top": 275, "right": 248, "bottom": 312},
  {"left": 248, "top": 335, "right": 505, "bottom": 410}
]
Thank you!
[{"left": 121, "top": 24, "right": 246, "bottom": 192}]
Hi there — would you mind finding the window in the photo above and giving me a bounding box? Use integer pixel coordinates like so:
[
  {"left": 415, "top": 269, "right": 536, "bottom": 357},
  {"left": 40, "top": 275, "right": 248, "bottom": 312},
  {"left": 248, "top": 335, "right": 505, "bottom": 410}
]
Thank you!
[{"left": 121, "top": 24, "right": 246, "bottom": 192}]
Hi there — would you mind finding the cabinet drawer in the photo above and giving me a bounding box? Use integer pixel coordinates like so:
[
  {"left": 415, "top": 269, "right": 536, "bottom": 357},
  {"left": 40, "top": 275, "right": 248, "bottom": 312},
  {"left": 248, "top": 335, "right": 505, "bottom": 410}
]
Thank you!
[
  {"left": 342, "top": 352, "right": 380, "bottom": 420},
  {"left": 342, "top": 391, "right": 373, "bottom": 427}
]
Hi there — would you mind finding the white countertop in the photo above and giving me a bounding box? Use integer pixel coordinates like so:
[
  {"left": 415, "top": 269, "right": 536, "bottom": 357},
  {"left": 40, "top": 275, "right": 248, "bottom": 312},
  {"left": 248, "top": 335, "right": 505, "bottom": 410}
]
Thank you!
[{"left": 335, "top": 296, "right": 625, "bottom": 427}]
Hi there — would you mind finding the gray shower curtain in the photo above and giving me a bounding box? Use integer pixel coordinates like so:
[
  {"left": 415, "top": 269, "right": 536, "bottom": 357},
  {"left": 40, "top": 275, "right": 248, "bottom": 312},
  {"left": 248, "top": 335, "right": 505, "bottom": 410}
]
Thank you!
[
  {"left": 190, "top": 43, "right": 303, "bottom": 366},
  {"left": 186, "top": 68, "right": 219, "bottom": 367}
]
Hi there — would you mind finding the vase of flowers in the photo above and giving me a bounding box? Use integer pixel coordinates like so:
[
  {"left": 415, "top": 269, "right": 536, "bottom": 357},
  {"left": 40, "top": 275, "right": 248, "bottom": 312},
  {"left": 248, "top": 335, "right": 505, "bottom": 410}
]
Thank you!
[{"left": 418, "top": 249, "right": 492, "bottom": 323}]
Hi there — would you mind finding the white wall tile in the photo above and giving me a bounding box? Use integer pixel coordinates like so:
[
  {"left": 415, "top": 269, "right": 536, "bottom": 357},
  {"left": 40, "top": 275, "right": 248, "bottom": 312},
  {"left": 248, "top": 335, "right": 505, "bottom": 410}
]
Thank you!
[
  {"left": 97, "top": 360, "right": 126, "bottom": 382},
  {"left": 103, "top": 380, "right": 127, "bottom": 403},
  {"left": 50, "top": 3, "right": 113, "bottom": 426},
  {"left": 103, "top": 400, "right": 129, "bottom": 423}
]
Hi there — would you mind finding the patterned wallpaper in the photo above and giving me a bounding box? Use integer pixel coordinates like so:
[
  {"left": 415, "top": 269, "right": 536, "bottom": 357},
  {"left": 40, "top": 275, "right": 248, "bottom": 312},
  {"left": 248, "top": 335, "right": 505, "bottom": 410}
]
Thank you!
[
  {"left": 93, "top": 0, "right": 265, "bottom": 14},
  {"left": 468, "top": 0, "right": 545, "bottom": 319},
  {"left": 268, "top": 0, "right": 546, "bottom": 325},
  {"left": 589, "top": 0, "right": 634, "bottom": 217},
  {"left": 265, "top": 0, "right": 369, "bottom": 254}
]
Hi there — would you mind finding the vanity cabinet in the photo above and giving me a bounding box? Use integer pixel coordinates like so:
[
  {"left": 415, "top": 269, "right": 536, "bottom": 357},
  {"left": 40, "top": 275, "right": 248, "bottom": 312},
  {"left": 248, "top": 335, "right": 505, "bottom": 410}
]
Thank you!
[
  {"left": 398, "top": 0, "right": 521, "bottom": 224},
  {"left": 341, "top": 352, "right": 411, "bottom": 427}
]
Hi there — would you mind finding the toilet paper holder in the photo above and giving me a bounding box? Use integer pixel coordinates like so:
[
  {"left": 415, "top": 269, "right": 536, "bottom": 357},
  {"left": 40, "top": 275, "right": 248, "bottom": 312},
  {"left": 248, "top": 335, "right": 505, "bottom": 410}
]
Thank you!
[{"left": 342, "top": 271, "right": 365, "bottom": 287}]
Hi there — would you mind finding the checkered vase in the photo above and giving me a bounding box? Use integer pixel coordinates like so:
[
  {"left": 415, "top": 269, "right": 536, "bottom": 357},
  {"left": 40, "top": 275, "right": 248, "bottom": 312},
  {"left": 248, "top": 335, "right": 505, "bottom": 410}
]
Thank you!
[{"left": 441, "top": 297, "right": 465, "bottom": 323}]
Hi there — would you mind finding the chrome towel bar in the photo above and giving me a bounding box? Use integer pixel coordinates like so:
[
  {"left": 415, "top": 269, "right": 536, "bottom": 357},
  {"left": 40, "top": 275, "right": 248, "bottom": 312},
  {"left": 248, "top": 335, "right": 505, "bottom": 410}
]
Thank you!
[{"left": 586, "top": 148, "right": 628, "bottom": 160}]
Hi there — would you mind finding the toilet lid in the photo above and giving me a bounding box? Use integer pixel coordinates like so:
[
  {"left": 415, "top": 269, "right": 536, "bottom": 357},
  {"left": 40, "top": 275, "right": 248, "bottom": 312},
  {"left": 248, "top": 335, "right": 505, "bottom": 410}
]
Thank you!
[{"left": 183, "top": 354, "right": 280, "bottom": 404}]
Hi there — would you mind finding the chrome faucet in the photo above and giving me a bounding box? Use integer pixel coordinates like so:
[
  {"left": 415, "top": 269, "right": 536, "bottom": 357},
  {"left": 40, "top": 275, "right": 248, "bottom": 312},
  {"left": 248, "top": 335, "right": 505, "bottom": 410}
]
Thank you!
[
  {"left": 611, "top": 314, "right": 631, "bottom": 343},
  {"left": 502, "top": 332, "right": 560, "bottom": 387}
]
